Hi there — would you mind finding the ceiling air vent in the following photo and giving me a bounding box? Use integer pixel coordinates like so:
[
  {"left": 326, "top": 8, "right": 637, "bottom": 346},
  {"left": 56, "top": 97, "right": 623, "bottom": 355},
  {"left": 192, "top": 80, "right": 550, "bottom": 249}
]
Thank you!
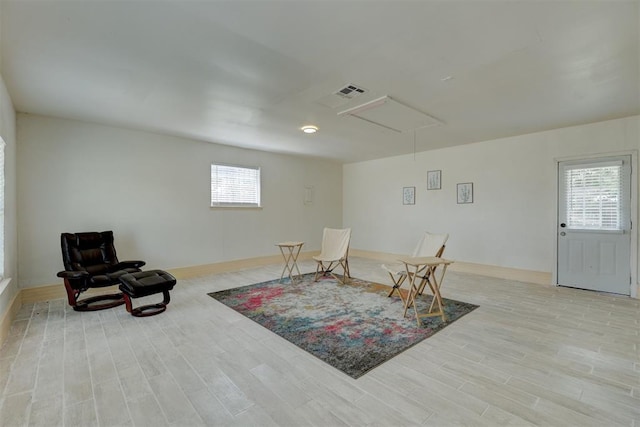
[
  {"left": 315, "top": 83, "right": 368, "bottom": 109},
  {"left": 335, "top": 84, "right": 367, "bottom": 99}
]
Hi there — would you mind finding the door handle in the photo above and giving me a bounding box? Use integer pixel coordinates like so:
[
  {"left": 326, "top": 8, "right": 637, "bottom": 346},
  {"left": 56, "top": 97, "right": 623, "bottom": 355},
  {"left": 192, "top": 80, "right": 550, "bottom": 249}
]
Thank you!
[
  {"left": 560, "top": 223, "right": 566, "bottom": 228},
  {"left": 560, "top": 232, "right": 566, "bottom": 236}
]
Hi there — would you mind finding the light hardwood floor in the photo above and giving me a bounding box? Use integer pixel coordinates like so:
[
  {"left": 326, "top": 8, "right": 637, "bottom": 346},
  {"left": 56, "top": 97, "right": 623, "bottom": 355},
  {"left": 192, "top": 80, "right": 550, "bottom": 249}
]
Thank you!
[{"left": 0, "top": 257, "right": 639, "bottom": 426}]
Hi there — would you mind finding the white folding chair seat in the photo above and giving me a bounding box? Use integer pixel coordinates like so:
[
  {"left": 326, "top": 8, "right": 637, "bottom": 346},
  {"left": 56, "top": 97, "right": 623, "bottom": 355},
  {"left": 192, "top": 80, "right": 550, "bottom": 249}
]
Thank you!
[{"left": 314, "top": 228, "right": 351, "bottom": 285}]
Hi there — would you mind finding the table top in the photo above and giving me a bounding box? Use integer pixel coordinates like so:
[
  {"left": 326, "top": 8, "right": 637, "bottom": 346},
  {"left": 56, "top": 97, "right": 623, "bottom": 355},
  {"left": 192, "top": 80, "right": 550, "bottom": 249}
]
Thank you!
[
  {"left": 276, "top": 241, "right": 305, "bottom": 247},
  {"left": 397, "top": 256, "right": 453, "bottom": 267}
]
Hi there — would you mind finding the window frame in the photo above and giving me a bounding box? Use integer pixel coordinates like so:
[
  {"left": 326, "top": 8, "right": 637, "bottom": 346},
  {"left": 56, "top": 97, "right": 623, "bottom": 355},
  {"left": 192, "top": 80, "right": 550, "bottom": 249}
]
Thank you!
[{"left": 210, "top": 162, "right": 262, "bottom": 209}]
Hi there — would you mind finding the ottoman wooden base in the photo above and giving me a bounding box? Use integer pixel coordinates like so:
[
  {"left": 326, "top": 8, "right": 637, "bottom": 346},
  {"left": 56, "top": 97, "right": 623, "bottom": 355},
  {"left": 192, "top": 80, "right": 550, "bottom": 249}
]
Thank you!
[{"left": 119, "top": 270, "right": 176, "bottom": 317}]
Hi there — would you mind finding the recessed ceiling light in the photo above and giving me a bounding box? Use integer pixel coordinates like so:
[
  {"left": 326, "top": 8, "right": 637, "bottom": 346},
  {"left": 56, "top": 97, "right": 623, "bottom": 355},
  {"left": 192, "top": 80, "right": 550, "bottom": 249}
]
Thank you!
[{"left": 301, "top": 125, "right": 318, "bottom": 134}]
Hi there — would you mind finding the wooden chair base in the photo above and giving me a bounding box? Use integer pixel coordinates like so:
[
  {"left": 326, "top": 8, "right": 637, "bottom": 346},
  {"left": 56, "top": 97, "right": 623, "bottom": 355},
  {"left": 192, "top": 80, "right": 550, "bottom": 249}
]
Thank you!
[
  {"left": 123, "top": 290, "right": 171, "bottom": 317},
  {"left": 74, "top": 294, "right": 125, "bottom": 312},
  {"left": 64, "top": 280, "right": 125, "bottom": 312},
  {"left": 386, "top": 272, "right": 407, "bottom": 302},
  {"left": 314, "top": 260, "right": 351, "bottom": 285}
]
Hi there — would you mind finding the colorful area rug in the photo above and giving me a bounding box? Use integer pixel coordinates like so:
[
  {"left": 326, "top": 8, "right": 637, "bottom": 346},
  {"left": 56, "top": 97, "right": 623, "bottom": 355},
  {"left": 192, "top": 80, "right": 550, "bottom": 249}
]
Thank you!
[{"left": 208, "top": 273, "right": 478, "bottom": 378}]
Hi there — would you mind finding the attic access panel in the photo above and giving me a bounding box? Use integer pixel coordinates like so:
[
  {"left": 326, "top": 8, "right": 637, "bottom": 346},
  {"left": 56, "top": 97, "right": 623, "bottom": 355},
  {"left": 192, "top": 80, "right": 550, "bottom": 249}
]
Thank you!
[{"left": 338, "top": 96, "right": 442, "bottom": 133}]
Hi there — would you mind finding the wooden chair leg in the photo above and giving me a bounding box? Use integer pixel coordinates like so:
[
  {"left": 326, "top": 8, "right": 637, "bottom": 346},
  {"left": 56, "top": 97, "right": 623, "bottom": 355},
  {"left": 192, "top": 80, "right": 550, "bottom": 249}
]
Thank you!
[
  {"left": 315, "top": 261, "right": 328, "bottom": 281},
  {"left": 387, "top": 273, "right": 407, "bottom": 302},
  {"left": 315, "top": 261, "right": 339, "bottom": 281},
  {"left": 339, "top": 260, "right": 350, "bottom": 284},
  {"left": 315, "top": 259, "right": 352, "bottom": 285}
]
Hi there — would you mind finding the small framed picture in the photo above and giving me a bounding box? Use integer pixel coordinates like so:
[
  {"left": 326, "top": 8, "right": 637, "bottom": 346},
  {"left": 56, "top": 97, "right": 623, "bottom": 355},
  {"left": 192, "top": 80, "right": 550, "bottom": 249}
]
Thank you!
[
  {"left": 403, "top": 187, "right": 415, "bottom": 205},
  {"left": 427, "top": 170, "right": 441, "bottom": 190},
  {"left": 457, "top": 183, "right": 473, "bottom": 204}
]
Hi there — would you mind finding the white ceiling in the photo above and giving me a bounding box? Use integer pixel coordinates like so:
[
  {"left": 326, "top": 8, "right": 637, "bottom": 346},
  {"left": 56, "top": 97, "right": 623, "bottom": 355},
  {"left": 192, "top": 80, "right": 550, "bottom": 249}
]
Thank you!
[{"left": 2, "top": 1, "right": 639, "bottom": 163}]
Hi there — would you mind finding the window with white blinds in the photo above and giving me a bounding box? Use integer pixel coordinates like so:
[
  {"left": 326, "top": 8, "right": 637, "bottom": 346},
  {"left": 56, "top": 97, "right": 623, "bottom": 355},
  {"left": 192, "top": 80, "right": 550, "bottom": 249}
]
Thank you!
[
  {"left": 562, "top": 160, "right": 629, "bottom": 231},
  {"left": 211, "top": 163, "right": 261, "bottom": 208}
]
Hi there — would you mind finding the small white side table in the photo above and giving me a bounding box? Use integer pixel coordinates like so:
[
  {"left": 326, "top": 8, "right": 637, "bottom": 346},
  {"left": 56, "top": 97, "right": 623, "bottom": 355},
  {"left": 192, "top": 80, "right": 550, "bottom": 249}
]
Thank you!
[
  {"left": 276, "top": 242, "right": 304, "bottom": 283},
  {"left": 397, "top": 256, "right": 453, "bottom": 326}
]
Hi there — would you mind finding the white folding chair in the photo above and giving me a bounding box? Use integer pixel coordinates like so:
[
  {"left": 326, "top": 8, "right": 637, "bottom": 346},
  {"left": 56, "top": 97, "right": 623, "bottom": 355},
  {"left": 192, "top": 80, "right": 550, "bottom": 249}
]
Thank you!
[
  {"left": 382, "top": 232, "right": 449, "bottom": 303},
  {"left": 314, "top": 228, "right": 351, "bottom": 285}
]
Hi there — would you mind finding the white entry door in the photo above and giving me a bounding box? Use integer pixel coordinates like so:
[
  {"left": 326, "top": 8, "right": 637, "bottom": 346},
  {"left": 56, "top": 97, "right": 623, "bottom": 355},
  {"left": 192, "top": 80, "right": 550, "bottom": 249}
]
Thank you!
[{"left": 557, "top": 156, "right": 632, "bottom": 295}]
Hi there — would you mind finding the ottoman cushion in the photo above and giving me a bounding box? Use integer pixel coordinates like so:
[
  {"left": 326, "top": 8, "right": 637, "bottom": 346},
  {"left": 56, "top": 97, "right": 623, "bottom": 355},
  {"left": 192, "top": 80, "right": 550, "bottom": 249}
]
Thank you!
[{"left": 119, "top": 270, "right": 176, "bottom": 298}]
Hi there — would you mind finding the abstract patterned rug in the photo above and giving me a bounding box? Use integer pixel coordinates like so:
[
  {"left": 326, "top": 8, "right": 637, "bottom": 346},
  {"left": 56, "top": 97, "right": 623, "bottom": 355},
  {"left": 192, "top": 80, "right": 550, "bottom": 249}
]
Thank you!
[{"left": 208, "top": 273, "right": 478, "bottom": 378}]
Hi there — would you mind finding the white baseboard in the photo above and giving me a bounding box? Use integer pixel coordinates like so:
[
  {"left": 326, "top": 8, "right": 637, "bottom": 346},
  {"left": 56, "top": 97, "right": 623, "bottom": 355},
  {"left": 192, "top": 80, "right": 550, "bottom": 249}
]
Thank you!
[
  {"left": 18, "top": 251, "right": 320, "bottom": 305},
  {"left": 0, "top": 286, "right": 21, "bottom": 347},
  {"left": 350, "top": 249, "right": 552, "bottom": 286}
]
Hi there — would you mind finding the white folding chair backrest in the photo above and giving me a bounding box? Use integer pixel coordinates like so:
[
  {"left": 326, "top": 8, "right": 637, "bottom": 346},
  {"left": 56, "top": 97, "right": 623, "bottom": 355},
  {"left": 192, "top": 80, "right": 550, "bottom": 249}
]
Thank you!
[
  {"left": 319, "top": 228, "right": 351, "bottom": 260},
  {"left": 412, "top": 232, "right": 449, "bottom": 257}
]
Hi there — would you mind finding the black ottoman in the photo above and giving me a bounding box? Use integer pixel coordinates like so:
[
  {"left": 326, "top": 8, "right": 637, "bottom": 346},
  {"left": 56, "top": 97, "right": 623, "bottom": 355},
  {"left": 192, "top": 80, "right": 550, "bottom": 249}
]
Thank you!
[{"left": 119, "top": 270, "right": 177, "bottom": 317}]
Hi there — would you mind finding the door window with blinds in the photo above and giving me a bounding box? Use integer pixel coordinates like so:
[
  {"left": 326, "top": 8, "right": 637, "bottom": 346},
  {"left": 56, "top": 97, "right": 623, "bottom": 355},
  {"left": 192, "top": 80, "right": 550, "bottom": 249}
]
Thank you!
[
  {"left": 560, "top": 158, "right": 630, "bottom": 231},
  {"left": 211, "top": 163, "right": 261, "bottom": 208}
]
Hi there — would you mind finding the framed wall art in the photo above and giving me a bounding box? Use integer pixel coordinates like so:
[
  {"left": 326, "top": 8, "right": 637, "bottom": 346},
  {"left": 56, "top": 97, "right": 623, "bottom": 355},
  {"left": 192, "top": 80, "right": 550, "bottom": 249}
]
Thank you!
[
  {"left": 427, "top": 170, "right": 441, "bottom": 190},
  {"left": 457, "top": 183, "right": 473, "bottom": 204},
  {"left": 403, "top": 186, "right": 415, "bottom": 205}
]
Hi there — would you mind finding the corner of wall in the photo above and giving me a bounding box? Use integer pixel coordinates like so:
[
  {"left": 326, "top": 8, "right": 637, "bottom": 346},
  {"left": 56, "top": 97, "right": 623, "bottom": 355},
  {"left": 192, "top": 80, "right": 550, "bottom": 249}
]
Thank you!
[{"left": 0, "top": 46, "right": 20, "bottom": 346}]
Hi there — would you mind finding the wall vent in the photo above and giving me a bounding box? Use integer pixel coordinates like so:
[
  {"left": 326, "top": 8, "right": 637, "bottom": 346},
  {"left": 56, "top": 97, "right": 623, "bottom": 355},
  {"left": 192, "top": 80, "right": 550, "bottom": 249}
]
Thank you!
[
  {"left": 335, "top": 84, "right": 367, "bottom": 99},
  {"left": 315, "top": 83, "right": 367, "bottom": 109}
]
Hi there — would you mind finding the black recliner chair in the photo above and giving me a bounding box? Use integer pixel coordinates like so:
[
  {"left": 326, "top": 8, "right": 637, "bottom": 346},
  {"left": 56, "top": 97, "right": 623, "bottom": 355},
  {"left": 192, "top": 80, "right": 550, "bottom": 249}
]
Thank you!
[{"left": 57, "top": 231, "right": 146, "bottom": 311}]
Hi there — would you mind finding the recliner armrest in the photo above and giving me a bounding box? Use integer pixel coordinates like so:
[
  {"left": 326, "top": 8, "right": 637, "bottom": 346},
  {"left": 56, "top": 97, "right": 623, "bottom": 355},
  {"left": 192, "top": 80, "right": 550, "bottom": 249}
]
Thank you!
[
  {"left": 57, "top": 270, "right": 90, "bottom": 279},
  {"left": 116, "top": 260, "right": 146, "bottom": 269}
]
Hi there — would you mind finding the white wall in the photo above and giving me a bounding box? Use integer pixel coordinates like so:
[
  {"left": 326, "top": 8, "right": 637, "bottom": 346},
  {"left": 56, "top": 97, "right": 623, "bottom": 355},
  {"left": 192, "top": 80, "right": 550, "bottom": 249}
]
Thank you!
[
  {"left": 344, "top": 116, "right": 640, "bottom": 276},
  {"left": 17, "top": 114, "right": 342, "bottom": 288},
  {"left": 13, "top": 112, "right": 640, "bottom": 290}
]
